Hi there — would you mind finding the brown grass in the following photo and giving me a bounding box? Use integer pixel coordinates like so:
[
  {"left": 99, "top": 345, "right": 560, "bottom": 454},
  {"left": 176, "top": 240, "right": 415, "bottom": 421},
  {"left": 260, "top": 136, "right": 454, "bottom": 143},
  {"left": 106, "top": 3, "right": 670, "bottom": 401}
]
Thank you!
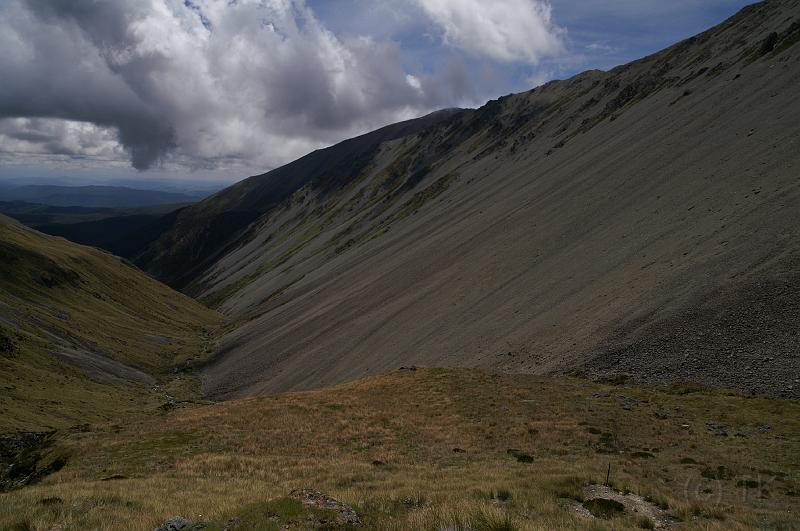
[{"left": 1, "top": 368, "right": 798, "bottom": 529}]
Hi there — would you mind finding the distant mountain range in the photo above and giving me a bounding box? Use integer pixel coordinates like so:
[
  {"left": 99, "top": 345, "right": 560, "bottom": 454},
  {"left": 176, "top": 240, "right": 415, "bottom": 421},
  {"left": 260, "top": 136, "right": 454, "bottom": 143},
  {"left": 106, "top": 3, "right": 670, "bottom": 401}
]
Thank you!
[
  {"left": 0, "top": 184, "right": 207, "bottom": 253},
  {"left": 0, "top": 184, "right": 208, "bottom": 208},
  {"left": 0, "top": 200, "right": 193, "bottom": 256}
]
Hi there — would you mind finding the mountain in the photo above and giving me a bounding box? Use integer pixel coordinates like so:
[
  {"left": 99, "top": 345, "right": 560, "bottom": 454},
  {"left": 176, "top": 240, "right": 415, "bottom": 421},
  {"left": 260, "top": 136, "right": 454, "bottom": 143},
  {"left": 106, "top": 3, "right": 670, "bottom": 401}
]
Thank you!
[
  {"left": 0, "top": 184, "right": 207, "bottom": 208},
  {"left": 0, "top": 201, "right": 191, "bottom": 257},
  {"left": 0, "top": 214, "right": 220, "bottom": 432},
  {"left": 132, "top": 109, "right": 462, "bottom": 288},
  {"left": 129, "top": 1, "right": 800, "bottom": 400}
]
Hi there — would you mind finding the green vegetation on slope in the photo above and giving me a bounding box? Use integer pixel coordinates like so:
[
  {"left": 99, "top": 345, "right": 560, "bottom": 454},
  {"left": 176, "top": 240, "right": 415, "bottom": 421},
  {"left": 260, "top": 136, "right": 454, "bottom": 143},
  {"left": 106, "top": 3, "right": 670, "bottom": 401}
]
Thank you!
[
  {"left": 0, "top": 216, "right": 222, "bottom": 432},
  {"left": 1, "top": 368, "right": 796, "bottom": 529}
]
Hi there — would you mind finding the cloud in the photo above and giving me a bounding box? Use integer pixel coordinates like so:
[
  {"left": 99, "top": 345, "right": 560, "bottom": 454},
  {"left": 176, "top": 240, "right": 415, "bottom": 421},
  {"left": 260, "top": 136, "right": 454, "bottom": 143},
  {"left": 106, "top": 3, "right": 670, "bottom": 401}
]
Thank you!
[
  {"left": 415, "top": 0, "right": 564, "bottom": 63},
  {"left": 0, "top": 118, "right": 123, "bottom": 160},
  {"left": 0, "top": 0, "right": 753, "bottom": 177},
  {"left": 586, "top": 42, "right": 617, "bottom": 53},
  {"left": 0, "top": 0, "right": 483, "bottom": 172}
]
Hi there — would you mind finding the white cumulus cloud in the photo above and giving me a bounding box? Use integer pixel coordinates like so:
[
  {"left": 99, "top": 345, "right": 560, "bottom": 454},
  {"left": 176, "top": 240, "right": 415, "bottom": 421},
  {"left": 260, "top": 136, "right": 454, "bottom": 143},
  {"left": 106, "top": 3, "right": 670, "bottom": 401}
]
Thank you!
[
  {"left": 416, "top": 0, "right": 564, "bottom": 63},
  {"left": 0, "top": 0, "right": 480, "bottom": 173}
]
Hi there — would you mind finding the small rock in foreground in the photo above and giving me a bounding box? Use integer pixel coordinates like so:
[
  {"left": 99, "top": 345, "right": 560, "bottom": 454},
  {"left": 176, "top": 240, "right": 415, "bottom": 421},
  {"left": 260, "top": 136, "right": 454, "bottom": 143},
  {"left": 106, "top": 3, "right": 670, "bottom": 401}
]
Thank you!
[
  {"left": 153, "top": 516, "right": 192, "bottom": 531},
  {"left": 290, "top": 488, "right": 363, "bottom": 526}
]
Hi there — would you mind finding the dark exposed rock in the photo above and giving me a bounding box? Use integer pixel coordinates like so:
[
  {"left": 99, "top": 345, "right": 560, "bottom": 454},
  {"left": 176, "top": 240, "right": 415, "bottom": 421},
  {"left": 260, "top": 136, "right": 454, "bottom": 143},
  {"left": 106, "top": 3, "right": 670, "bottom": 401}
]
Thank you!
[
  {"left": 0, "top": 326, "right": 16, "bottom": 357},
  {"left": 0, "top": 431, "right": 68, "bottom": 492},
  {"left": 507, "top": 448, "right": 534, "bottom": 463},
  {"left": 759, "top": 32, "right": 779, "bottom": 55},
  {"left": 706, "top": 422, "right": 728, "bottom": 437},
  {"left": 586, "top": 252, "right": 800, "bottom": 400},
  {"left": 0, "top": 432, "right": 52, "bottom": 461},
  {"left": 153, "top": 516, "right": 192, "bottom": 531}
]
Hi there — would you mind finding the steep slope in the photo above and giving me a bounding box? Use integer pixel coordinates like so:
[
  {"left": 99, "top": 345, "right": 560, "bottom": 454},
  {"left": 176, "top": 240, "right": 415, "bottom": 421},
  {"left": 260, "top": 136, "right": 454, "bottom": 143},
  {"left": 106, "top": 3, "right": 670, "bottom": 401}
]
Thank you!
[
  {"left": 136, "top": 1, "right": 800, "bottom": 399},
  {"left": 0, "top": 215, "right": 221, "bottom": 431},
  {"left": 133, "top": 109, "right": 461, "bottom": 289}
]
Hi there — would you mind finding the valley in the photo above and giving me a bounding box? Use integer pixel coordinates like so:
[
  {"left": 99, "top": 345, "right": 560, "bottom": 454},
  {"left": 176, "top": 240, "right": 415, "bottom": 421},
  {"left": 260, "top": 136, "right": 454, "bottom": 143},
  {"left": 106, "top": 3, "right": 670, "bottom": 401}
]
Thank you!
[
  {"left": 1, "top": 1, "right": 799, "bottom": 529},
  {"left": 0, "top": 215, "right": 221, "bottom": 432}
]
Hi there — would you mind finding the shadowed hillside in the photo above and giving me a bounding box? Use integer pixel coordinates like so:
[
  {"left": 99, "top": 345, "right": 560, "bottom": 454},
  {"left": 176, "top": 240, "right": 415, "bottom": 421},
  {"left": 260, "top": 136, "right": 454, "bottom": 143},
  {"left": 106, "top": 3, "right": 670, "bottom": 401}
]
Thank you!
[
  {"left": 133, "top": 109, "right": 462, "bottom": 289},
  {"left": 0, "top": 201, "right": 193, "bottom": 257},
  {"left": 0, "top": 215, "right": 221, "bottom": 432}
]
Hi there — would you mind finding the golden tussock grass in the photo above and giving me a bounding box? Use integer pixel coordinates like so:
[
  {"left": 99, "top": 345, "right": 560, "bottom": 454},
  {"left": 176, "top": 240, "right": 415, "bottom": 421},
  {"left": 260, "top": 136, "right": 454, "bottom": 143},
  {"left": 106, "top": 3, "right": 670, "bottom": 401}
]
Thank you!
[{"left": 1, "top": 368, "right": 798, "bottom": 530}]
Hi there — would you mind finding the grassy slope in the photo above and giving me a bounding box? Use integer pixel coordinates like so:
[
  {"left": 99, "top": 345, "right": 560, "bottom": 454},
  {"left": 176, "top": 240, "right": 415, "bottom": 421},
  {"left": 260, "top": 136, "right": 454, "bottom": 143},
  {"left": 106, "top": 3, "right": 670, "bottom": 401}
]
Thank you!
[
  {"left": 0, "top": 216, "right": 222, "bottom": 432},
  {"left": 1, "top": 368, "right": 796, "bottom": 529}
]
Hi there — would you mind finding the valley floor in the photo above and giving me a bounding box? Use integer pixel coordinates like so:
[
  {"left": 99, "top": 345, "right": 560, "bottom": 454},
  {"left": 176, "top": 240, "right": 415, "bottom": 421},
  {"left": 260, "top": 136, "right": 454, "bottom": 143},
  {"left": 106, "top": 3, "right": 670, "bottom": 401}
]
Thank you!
[{"left": 1, "top": 368, "right": 797, "bottom": 530}]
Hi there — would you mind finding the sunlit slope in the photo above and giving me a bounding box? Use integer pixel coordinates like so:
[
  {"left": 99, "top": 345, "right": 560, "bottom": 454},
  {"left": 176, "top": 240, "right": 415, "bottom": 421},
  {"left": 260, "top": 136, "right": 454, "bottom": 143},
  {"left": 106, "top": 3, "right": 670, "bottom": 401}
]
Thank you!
[{"left": 0, "top": 215, "right": 221, "bottom": 431}]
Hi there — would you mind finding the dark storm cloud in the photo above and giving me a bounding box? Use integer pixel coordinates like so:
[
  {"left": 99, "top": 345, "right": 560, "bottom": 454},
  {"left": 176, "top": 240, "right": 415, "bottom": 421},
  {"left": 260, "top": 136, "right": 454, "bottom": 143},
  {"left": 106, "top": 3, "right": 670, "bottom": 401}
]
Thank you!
[
  {"left": 0, "top": 0, "right": 565, "bottom": 172},
  {"left": 0, "top": 0, "right": 176, "bottom": 169}
]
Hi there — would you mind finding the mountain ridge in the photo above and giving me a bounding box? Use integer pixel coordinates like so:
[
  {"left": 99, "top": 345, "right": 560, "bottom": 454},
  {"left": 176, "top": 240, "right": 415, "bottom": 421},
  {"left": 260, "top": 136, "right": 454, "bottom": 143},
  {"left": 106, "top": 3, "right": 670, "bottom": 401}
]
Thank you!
[{"left": 129, "top": 0, "right": 800, "bottom": 399}]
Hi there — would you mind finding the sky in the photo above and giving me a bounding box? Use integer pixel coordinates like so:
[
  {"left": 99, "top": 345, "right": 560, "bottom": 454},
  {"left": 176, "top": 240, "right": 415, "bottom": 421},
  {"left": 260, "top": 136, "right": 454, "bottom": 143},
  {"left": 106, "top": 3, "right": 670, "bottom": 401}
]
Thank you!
[{"left": 0, "top": 0, "right": 753, "bottom": 188}]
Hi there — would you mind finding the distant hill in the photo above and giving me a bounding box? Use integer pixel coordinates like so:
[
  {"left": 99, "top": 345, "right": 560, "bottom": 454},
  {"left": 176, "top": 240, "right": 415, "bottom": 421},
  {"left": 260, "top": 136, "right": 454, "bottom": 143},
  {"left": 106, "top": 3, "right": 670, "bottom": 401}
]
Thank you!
[
  {"left": 0, "top": 200, "right": 185, "bottom": 225},
  {"left": 0, "top": 201, "right": 190, "bottom": 257},
  {"left": 35, "top": 214, "right": 179, "bottom": 257},
  {"left": 0, "top": 201, "right": 113, "bottom": 225},
  {"left": 0, "top": 184, "right": 207, "bottom": 208}
]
